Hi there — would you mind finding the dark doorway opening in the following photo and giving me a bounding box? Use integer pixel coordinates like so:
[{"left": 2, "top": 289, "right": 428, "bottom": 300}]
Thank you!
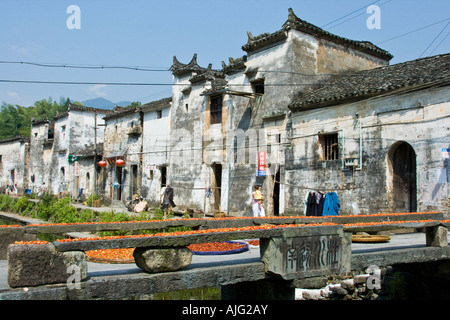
[
  {"left": 212, "top": 163, "right": 222, "bottom": 212},
  {"left": 389, "top": 142, "right": 417, "bottom": 212},
  {"left": 160, "top": 166, "right": 167, "bottom": 188},
  {"left": 116, "top": 166, "right": 123, "bottom": 201},
  {"left": 273, "top": 168, "right": 280, "bottom": 216},
  {"left": 131, "top": 165, "right": 138, "bottom": 196}
]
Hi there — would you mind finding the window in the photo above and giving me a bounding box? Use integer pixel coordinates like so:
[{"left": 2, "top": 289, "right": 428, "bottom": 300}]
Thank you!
[
  {"left": 319, "top": 133, "right": 339, "bottom": 161},
  {"left": 210, "top": 95, "right": 223, "bottom": 124},
  {"left": 0, "top": 155, "right": 2, "bottom": 163},
  {"left": 252, "top": 79, "right": 265, "bottom": 95},
  {"left": 160, "top": 166, "right": 167, "bottom": 187},
  {"left": 61, "top": 125, "right": 66, "bottom": 139},
  {"left": 157, "top": 110, "right": 162, "bottom": 119}
]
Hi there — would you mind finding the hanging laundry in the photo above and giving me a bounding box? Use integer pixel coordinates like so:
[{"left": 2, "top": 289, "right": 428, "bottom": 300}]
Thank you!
[
  {"left": 315, "top": 191, "right": 325, "bottom": 216},
  {"left": 205, "top": 187, "right": 212, "bottom": 198},
  {"left": 303, "top": 191, "right": 311, "bottom": 215},
  {"left": 305, "top": 191, "right": 316, "bottom": 216},
  {"left": 322, "top": 191, "right": 340, "bottom": 216}
]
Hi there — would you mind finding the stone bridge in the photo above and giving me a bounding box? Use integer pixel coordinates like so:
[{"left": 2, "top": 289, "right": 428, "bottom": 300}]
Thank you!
[{"left": 0, "top": 212, "right": 448, "bottom": 300}]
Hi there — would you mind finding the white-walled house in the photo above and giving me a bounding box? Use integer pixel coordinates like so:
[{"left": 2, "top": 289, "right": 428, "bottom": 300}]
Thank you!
[
  {"left": 141, "top": 98, "right": 172, "bottom": 205},
  {"left": 0, "top": 136, "right": 30, "bottom": 194},
  {"left": 287, "top": 53, "right": 450, "bottom": 215},
  {"left": 101, "top": 107, "right": 143, "bottom": 202},
  {"left": 29, "top": 103, "right": 111, "bottom": 197},
  {"left": 166, "top": 8, "right": 392, "bottom": 216}
]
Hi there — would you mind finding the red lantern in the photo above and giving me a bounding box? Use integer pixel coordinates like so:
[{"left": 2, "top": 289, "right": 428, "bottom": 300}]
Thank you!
[
  {"left": 116, "top": 159, "right": 125, "bottom": 166},
  {"left": 98, "top": 160, "right": 107, "bottom": 167}
]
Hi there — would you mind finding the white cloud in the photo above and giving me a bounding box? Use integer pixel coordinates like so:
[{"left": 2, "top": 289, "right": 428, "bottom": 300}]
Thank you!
[
  {"left": 4, "top": 91, "right": 25, "bottom": 105},
  {"left": 88, "top": 84, "right": 108, "bottom": 97},
  {"left": 9, "top": 44, "right": 38, "bottom": 55}
]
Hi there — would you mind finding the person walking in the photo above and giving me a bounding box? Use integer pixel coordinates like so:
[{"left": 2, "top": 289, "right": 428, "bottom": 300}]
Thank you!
[
  {"left": 161, "top": 185, "right": 176, "bottom": 218},
  {"left": 252, "top": 185, "right": 265, "bottom": 217}
]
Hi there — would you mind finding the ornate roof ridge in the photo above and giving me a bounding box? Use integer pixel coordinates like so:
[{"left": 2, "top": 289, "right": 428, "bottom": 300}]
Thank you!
[
  {"left": 170, "top": 53, "right": 207, "bottom": 76},
  {"left": 282, "top": 8, "right": 393, "bottom": 60},
  {"left": 242, "top": 8, "right": 392, "bottom": 61},
  {"left": 189, "top": 63, "right": 226, "bottom": 84}
]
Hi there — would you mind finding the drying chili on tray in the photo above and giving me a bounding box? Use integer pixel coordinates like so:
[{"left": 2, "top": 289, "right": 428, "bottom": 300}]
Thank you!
[{"left": 187, "top": 241, "right": 249, "bottom": 255}]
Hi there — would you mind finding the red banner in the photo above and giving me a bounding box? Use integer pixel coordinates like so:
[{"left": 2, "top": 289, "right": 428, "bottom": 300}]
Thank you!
[{"left": 257, "top": 151, "right": 266, "bottom": 176}]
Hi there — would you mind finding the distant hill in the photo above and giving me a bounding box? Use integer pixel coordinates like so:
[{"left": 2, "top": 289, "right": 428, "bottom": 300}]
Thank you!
[{"left": 81, "top": 98, "right": 133, "bottom": 109}]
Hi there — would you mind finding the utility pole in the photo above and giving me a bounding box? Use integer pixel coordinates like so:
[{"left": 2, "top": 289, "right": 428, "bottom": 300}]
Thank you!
[{"left": 94, "top": 112, "right": 98, "bottom": 196}]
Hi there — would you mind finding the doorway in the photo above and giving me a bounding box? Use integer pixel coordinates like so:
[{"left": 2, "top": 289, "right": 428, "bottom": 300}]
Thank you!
[
  {"left": 273, "top": 168, "right": 280, "bottom": 216},
  {"left": 212, "top": 163, "right": 222, "bottom": 212},
  {"left": 116, "top": 166, "right": 123, "bottom": 201},
  {"left": 388, "top": 142, "right": 417, "bottom": 212},
  {"left": 160, "top": 166, "right": 167, "bottom": 188},
  {"left": 131, "top": 164, "right": 138, "bottom": 196}
]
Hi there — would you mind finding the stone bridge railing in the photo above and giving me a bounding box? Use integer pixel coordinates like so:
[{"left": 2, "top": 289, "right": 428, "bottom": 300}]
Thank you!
[{"left": 1, "top": 212, "right": 448, "bottom": 291}]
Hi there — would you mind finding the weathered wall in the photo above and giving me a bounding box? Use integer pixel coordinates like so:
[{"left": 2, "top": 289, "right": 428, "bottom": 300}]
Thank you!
[
  {"left": 0, "top": 137, "right": 29, "bottom": 193},
  {"left": 287, "top": 86, "right": 450, "bottom": 215},
  {"left": 102, "top": 110, "right": 142, "bottom": 202},
  {"left": 142, "top": 105, "right": 171, "bottom": 205},
  {"left": 29, "top": 121, "right": 53, "bottom": 194},
  {"left": 168, "top": 24, "right": 390, "bottom": 216},
  {"left": 169, "top": 73, "right": 210, "bottom": 212}
]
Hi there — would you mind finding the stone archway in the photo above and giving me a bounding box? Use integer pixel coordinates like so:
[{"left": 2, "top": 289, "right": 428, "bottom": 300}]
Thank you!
[{"left": 387, "top": 141, "right": 417, "bottom": 212}]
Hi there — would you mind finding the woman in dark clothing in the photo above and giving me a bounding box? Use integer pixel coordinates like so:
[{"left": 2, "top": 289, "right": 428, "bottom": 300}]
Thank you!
[{"left": 161, "top": 185, "right": 176, "bottom": 217}]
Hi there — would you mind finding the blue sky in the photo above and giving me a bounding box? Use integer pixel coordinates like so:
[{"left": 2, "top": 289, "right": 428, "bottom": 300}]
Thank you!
[{"left": 0, "top": 0, "right": 449, "bottom": 107}]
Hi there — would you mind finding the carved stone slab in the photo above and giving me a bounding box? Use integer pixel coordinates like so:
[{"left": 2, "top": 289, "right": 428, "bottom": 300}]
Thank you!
[{"left": 260, "top": 226, "right": 351, "bottom": 280}]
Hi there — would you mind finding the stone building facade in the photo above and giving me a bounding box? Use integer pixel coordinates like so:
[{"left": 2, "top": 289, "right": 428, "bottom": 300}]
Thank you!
[
  {"left": 4, "top": 9, "right": 449, "bottom": 217},
  {"left": 28, "top": 103, "right": 111, "bottom": 197},
  {"left": 167, "top": 9, "right": 394, "bottom": 216},
  {"left": 0, "top": 136, "right": 30, "bottom": 194},
  {"left": 287, "top": 53, "right": 450, "bottom": 215},
  {"left": 101, "top": 107, "right": 143, "bottom": 202},
  {"left": 141, "top": 98, "right": 172, "bottom": 205},
  {"left": 97, "top": 98, "right": 172, "bottom": 205}
]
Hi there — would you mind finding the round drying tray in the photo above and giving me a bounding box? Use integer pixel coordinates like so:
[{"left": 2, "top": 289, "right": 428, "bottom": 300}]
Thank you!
[{"left": 351, "top": 234, "right": 391, "bottom": 243}]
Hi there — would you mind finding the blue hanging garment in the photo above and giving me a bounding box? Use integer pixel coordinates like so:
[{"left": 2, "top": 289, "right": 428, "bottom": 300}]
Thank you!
[{"left": 322, "top": 192, "right": 340, "bottom": 216}]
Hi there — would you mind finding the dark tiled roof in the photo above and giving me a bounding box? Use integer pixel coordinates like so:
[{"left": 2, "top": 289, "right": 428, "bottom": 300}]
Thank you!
[
  {"left": 68, "top": 102, "right": 114, "bottom": 114},
  {"left": 243, "top": 8, "right": 392, "bottom": 61},
  {"left": 189, "top": 64, "right": 226, "bottom": 84},
  {"left": 289, "top": 53, "right": 450, "bottom": 111},
  {"left": 242, "top": 30, "right": 288, "bottom": 53},
  {"left": 140, "top": 97, "right": 172, "bottom": 112},
  {"left": 0, "top": 135, "right": 29, "bottom": 144},
  {"left": 74, "top": 143, "right": 103, "bottom": 158},
  {"left": 103, "top": 106, "right": 140, "bottom": 120},
  {"left": 221, "top": 55, "right": 247, "bottom": 73},
  {"left": 103, "top": 97, "right": 172, "bottom": 120}
]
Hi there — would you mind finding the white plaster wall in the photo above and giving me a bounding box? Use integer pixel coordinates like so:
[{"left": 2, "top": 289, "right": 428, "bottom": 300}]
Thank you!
[
  {"left": 0, "top": 140, "right": 27, "bottom": 191},
  {"left": 142, "top": 106, "right": 171, "bottom": 204},
  {"left": 288, "top": 85, "right": 450, "bottom": 214}
]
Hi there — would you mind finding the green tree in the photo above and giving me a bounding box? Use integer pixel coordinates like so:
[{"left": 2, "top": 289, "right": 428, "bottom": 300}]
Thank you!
[{"left": 0, "top": 97, "right": 69, "bottom": 140}]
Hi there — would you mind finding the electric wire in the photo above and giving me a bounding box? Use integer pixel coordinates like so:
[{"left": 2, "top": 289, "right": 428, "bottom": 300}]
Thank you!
[
  {"left": 376, "top": 17, "right": 450, "bottom": 45},
  {"left": 320, "top": 0, "right": 383, "bottom": 29},
  {"left": 0, "top": 60, "right": 169, "bottom": 72},
  {"left": 429, "top": 30, "right": 450, "bottom": 56},
  {"left": 419, "top": 20, "right": 450, "bottom": 58}
]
